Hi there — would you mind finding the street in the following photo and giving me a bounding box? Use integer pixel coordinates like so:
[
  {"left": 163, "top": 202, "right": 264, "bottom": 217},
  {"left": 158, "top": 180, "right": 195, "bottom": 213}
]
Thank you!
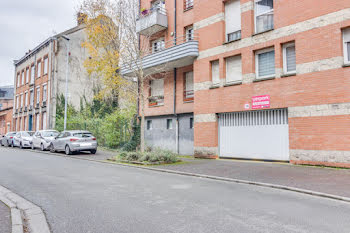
[{"left": 1, "top": 147, "right": 350, "bottom": 233}]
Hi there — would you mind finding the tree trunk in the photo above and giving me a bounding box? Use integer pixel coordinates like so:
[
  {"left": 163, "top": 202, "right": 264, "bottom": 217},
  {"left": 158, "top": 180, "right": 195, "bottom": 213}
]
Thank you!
[{"left": 139, "top": 77, "right": 145, "bottom": 152}]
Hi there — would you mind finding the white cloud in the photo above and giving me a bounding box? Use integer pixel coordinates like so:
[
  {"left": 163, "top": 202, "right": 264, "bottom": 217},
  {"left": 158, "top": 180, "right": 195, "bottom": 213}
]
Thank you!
[{"left": 0, "top": 0, "right": 81, "bottom": 86}]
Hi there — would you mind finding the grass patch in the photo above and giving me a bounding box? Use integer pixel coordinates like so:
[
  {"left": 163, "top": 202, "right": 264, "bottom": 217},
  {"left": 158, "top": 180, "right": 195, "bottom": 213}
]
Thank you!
[{"left": 112, "top": 149, "right": 181, "bottom": 165}]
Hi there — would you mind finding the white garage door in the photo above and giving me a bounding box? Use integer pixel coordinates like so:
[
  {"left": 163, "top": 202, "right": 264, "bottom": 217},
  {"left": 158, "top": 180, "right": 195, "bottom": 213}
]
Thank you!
[{"left": 219, "top": 109, "right": 289, "bottom": 161}]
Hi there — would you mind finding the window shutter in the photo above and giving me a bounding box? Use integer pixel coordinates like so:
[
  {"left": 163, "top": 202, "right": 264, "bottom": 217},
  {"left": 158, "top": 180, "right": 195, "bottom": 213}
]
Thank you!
[
  {"left": 151, "top": 79, "right": 164, "bottom": 97},
  {"left": 185, "top": 72, "right": 194, "bottom": 91},
  {"left": 258, "top": 50, "right": 275, "bottom": 77},
  {"left": 225, "top": 55, "right": 242, "bottom": 83},
  {"left": 211, "top": 60, "right": 220, "bottom": 84},
  {"left": 286, "top": 45, "right": 296, "bottom": 72},
  {"left": 225, "top": 0, "right": 241, "bottom": 35}
]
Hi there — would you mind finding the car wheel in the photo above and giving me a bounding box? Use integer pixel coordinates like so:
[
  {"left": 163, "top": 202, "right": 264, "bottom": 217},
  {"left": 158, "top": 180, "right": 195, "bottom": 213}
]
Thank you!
[
  {"left": 65, "top": 145, "right": 72, "bottom": 155},
  {"left": 11, "top": 142, "right": 14, "bottom": 147},
  {"left": 40, "top": 144, "right": 45, "bottom": 151},
  {"left": 49, "top": 144, "right": 55, "bottom": 153},
  {"left": 90, "top": 149, "right": 97, "bottom": 154}
]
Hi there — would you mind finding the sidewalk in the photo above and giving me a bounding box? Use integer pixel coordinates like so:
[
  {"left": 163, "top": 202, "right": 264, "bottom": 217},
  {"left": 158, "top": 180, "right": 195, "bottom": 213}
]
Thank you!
[
  {"left": 72, "top": 149, "right": 350, "bottom": 199},
  {"left": 0, "top": 201, "right": 11, "bottom": 233}
]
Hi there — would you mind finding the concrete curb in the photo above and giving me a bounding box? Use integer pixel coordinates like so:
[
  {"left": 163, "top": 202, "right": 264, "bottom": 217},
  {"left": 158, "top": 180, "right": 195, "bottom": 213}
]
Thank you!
[
  {"left": 8, "top": 147, "right": 350, "bottom": 204},
  {"left": 0, "top": 185, "right": 51, "bottom": 233}
]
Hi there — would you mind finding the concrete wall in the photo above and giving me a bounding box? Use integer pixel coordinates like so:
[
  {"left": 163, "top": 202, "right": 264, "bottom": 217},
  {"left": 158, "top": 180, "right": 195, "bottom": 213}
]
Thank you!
[{"left": 145, "top": 113, "right": 194, "bottom": 155}]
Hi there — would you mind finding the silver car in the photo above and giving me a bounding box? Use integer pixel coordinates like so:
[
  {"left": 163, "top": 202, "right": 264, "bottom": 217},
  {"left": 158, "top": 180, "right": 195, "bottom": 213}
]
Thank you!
[
  {"left": 50, "top": 130, "right": 97, "bottom": 155},
  {"left": 1, "top": 132, "right": 17, "bottom": 147},
  {"left": 32, "top": 130, "right": 60, "bottom": 151},
  {"left": 13, "top": 131, "right": 34, "bottom": 149}
]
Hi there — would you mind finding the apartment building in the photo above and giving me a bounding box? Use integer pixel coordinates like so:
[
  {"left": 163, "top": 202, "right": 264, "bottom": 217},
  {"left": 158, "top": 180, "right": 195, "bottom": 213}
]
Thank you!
[
  {"left": 0, "top": 86, "right": 14, "bottom": 135},
  {"left": 13, "top": 21, "right": 94, "bottom": 132},
  {"left": 122, "top": 0, "right": 350, "bottom": 167}
]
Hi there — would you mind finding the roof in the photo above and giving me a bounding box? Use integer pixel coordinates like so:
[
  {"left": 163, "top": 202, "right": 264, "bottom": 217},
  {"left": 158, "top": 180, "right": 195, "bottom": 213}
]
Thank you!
[
  {"left": 14, "top": 24, "right": 85, "bottom": 67},
  {"left": 0, "top": 86, "right": 14, "bottom": 100}
]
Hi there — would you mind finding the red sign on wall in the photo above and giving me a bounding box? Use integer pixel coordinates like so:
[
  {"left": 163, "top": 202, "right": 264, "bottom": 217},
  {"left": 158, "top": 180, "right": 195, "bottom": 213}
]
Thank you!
[{"left": 252, "top": 95, "right": 270, "bottom": 109}]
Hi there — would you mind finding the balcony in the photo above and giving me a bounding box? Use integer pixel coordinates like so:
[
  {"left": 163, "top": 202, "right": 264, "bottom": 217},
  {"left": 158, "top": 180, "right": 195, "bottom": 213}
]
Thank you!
[
  {"left": 121, "top": 35, "right": 199, "bottom": 76},
  {"left": 148, "top": 95, "right": 164, "bottom": 107},
  {"left": 183, "top": 90, "right": 194, "bottom": 102},
  {"left": 136, "top": 8, "right": 168, "bottom": 36}
]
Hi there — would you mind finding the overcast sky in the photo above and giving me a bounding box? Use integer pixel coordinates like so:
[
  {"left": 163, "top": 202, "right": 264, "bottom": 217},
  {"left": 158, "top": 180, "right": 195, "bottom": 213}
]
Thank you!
[{"left": 0, "top": 0, "right": 81, "bottom": 86}]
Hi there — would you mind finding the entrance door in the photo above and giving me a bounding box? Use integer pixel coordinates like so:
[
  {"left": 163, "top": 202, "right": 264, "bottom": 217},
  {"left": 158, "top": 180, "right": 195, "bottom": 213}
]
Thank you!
[
  {"left": 28, "top": 115, "right": 33, "bottom": 131},
  {"left": 219, "top": 109, "right": 289, "bottom": 161}
]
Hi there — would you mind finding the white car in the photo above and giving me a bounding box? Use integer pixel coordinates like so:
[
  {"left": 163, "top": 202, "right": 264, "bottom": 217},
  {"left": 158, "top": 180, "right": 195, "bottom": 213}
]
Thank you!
[
  {"left": 32, "top": 130, "right": 60, "bottom": 151},
  {"left": 13, "top": 131, "right": 34, "bottom": 149}
]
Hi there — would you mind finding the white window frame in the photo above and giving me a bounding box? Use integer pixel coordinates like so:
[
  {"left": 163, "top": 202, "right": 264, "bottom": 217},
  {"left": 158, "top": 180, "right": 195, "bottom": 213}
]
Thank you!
[
  {"left": 255, "top": 47, "right": 275, "bottom": 79},
  {"left": 254, "top": 0, "right": 274, "bottom": 34},
  {"left": 21, "top": 71, "right": 24, "bottom": 86},
  {"left": 282, "top": 42, "right": 296, "bottom": 74},
  {"left": 26, "top": 68, "right": 29, "bottom": 84},
  {"left": 225, "top": 0, "right": 241, "bottom": 42},
  {"left": 36, "top": 87, "right": 40, "bottom": 104},
  {"left": 25, "top": 91, "right": 28, "bottom": 106},
  {"left": 43, "top": 57, "right": 48, "bottom": 75},
  {"left": 20, "top": 94, "right": 23, "bottom": 108},
  {"left": 16, "top": 95, "right": 19, "bottom": 109},
  {"left": 37, "top": 61, "right": 41, "bottom": 78},
  {"left": 17, "top": 74, "right": 20, "bottom": 87},
  {"left": 343, "top": 28, "right": 350, "bottom": 65},
  {"left": 43, "top": 84, "right": 47, "bottom": 101},
  {"left": 30, "top": 65, "right": 35, "bottom": 84},
  {"left": 29, "top": 89, "right": 34, "bottom": 107}
]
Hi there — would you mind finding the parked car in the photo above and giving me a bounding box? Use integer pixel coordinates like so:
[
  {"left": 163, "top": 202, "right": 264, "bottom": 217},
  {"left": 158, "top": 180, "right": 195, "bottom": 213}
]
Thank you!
[
  {"left": 0, "top": 132, "right": 16, "bottom": 147},
  {"left": 13, "top": 131, "right": 34, "bottom": 149},
  {"left": 50, "top": 130, "right": 97, "bottom": 155},
  {"left": 32, "top": 130, "right": 60, "bottom": 151}
]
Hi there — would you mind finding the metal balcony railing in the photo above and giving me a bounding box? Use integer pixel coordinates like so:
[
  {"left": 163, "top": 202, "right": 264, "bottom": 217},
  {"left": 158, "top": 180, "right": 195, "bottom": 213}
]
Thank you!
[{"left": 184, "top": 90, "right": 194, "bottom": 102}]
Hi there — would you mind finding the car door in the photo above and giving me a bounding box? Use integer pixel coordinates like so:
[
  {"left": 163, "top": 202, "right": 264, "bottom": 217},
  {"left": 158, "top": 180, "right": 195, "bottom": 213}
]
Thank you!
[
  {"left": 14, "top": 133, "right": 21, "bottom": 146},
  {"left": 61, "top": 132, "right": 71, "bottom": 149},
  {"left": 53, "top": 132, "right": 64, "bottom": 151},
  {"left": 32, "top": 132, "right": 38, "bottom": 148}
]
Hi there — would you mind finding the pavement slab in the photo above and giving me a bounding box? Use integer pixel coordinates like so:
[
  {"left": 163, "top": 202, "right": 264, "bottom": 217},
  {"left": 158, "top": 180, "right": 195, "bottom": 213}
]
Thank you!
[{"left": 0, "top": 200, "right": 11, "bottom": 233}]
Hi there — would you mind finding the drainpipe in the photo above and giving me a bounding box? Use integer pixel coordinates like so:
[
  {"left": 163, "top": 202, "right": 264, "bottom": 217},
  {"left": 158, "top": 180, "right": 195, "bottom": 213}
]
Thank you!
[
  {"left": 174, "top": 68, "right": 179, "bottom": 154},
  {"left": 174, "top": 0, "right": 177, "bottom": 45}
]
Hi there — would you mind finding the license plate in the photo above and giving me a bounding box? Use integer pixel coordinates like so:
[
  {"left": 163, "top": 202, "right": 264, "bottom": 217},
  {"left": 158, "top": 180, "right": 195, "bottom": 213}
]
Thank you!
[{"left": 81, "top": 143, "right": 91, "bottom": 147}]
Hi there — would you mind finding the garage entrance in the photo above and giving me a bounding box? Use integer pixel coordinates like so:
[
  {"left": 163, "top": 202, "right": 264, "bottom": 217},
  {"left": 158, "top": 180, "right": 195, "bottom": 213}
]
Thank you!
[{"left": 219, "top": 109, "right": 289, "bottom": 161}]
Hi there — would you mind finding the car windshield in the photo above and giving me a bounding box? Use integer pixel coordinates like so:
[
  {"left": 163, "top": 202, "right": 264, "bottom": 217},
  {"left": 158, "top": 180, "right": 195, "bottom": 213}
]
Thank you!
[
  {"left": 73, "top": 133, "right": 93, "bottom": 138},
  {"left": 22, "top": 132, "right": 32, "bottom": 137},
  {"left": 42, "top": 131, "right": 59, "bottom": 137},
  {"left": 7, "top": 133, "right": 16, "bottom": 136}
]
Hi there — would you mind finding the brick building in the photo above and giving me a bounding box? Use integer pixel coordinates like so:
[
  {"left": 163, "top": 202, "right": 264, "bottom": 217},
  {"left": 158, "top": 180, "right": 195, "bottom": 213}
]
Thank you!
[
  {"left": 13, "top": 22, "right": 95, "bottom": 132},
  {"left": 122, "top": 0, "right": 350, "bottom": 167},
  {"left": 0, "top": 86, "right": 14, "bottom": 135}
]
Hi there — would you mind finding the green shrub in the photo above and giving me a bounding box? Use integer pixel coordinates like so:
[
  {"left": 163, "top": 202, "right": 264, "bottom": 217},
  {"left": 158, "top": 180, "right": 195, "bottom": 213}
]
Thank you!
[{"left": 116, "top": 149, "right": 179, "bottom": 164}]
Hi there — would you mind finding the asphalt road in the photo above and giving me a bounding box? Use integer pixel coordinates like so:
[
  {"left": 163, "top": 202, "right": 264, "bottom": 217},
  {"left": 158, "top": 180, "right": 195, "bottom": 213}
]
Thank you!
[{"left": 1, "top": 147, "right": 350, "bottom": 233}]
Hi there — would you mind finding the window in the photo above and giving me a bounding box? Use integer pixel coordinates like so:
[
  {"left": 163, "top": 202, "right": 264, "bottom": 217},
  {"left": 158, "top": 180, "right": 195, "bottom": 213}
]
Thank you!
[
  {"left": 152, "top": 0, "right": 165, "bottom": 12},
  {"left": 184, "top": 71, "right": 194, "bottom": 101},
  {"left": 30, "top": 65, "right": 35, "bottom": 84},
  {"left": 343, "top": 28, "right": 350, "bottom": 65},
  {"left": 283, "top": 42, "right": 296, "bottom": 74},
  {"left": 36, "top": 114, "right": 40, "bottom": 131},
  {"left": 147, "top": 120, "right": 152, "bottom": 130},
  {"left": 190, "top": 117, "right": 194, "bottom": 129},
  {"left": 150, "top": 79, "right": 164, "bottom": 97},
  {"left": 25, "top": 92, "right": 28, "bottom": 106},
  {"left": 255, "top": 48, "right": 275, "bottom": 79},
  {"left": 43, "top": 84, "right": 47, "bottom": 101},
  {"left": 16, "top": 96, "right": 19, "bottom": 109},
  {"left": 211, "top": 60, "right": 220, "bottom": 85},
  {"left": 36, "top": 87, "right": 40, "bottom": 104},
  {"left": 255, "top": 0, "right": 274, "bottom": 34},
  {"left": 185, "top": 26, "right": 194, "bottom": 41},
  {"left": 152, "top": 38, "right": 165, "bottom": 53},
  {"left": 26, "top": 68, "right": 29, "bottom": 84},
  {"left": 24, "top": 116, "right": 27, "bottom": 131},
  {"left": 20, "top": 94, "right": 23, "bottom": 108},
  {"left": 225, "top": 55, "right": 242, "bottom": 83},
  {"left": 43, "top": 57, "right": 48, "bottom": 75},
  {"left": 37, "top": 61, "right": 41, "bottom": 78},
  {"left": 42, "top": 112, "right": 47, "bottom": 130},
  {"left": 225, "top": 0, "right": 241, "bottom": 42},
  {"left": 21, "top": 71, "right": 24, "bottom": 86},
  {"left": 167, "top": 119, "right": 173, "bottom": 129},
  {"left": 17, "top": 73, "right": 20, "bottom": 87},
  {"left": 184, "top": 0, "right": 193, "bottom": 10},
  {"left": 30, "top": 90, "right": 34, "bottom": 107}
]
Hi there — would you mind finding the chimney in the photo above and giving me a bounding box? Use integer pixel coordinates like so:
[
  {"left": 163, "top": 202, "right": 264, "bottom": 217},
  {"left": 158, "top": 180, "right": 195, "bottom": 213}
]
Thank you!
[{"left": 77, "top": 12, "right": 87, "bottom": 25}]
